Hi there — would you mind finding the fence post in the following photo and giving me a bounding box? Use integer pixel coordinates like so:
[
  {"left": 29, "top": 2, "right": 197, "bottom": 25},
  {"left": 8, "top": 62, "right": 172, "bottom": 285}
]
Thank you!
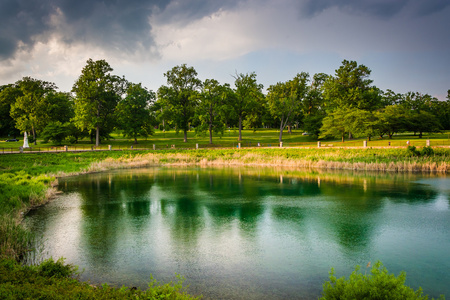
[
  {"left": 19, "top": 146, "right": 23, "bottom": 153},
  {"left": 280, "top": 142, "right": 283, "bottom": 148},
  {"left": 363, "top": 141, "right": 367, "bottom": 147},
  {"left": 426, "top": 140, "right": 430, "bottom": 146},
  {"left": 196, "top": 143, "right": 199, "bottom": 150},
  {"left": 64, "top": 145, "right": 68, "bottom": 151},
  {"left": 317, "top": 141, "right": 321, "bottom": 148},
  {"left": 153, "top": 144, "right": 156, "bottom": 150},
  {"left": 238, "top": 143, "right": 241, "bottom": 149},
  {"left": 108, "top": 145, "right": 112, "bottom": 151}
]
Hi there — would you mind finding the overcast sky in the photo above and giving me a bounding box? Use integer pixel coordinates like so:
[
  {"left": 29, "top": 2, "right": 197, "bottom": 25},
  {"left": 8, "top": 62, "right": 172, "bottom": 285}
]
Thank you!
[{"left": 1, "top": 0, "right": 449, "bottom": 100}]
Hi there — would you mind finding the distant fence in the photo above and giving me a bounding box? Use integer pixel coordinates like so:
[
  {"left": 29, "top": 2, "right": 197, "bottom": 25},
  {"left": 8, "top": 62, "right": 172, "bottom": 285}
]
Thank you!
[{"left": 1, "top": 139, "right": 450, "bottom": 154}]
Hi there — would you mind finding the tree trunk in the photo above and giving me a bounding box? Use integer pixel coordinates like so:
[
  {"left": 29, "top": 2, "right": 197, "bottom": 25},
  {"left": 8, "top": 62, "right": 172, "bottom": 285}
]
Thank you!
[
  {"left": 209, "top": 124, "right": 213, "bottom": 144},
  {"left": 134, "top": 137, "right": 138, "bottom": 144},
  {"left": 348, "top": 132, "right": 353, "bottom": 139},
  {"left": 288, "top": 125, "right": 292, "bottom": 134},
  {"left": 419, "top": 132, "right": 423, "bottom": 138},
  {"left": 238, "top": 116, "right": 242, "bottom": 141},
  {"left": 279, "top": 122, "right": 284, "bottom": 142},
  {"left": 184, "top": 130, "right": 187, "bottom": 142},
  {"left": 342, "top": 135, "right": 344, "bottom": 143},
  {"left": 32, "top": 126, "right": 36, "bottom": 145},
  {"left": 96, "top": 125, "right": 100, "bottom": 147}
]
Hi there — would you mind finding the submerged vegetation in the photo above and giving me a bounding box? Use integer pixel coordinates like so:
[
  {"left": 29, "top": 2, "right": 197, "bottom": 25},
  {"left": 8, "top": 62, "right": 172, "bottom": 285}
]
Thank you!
[{"left": 0, "top": 147, "right": 448, "bottom": 299}]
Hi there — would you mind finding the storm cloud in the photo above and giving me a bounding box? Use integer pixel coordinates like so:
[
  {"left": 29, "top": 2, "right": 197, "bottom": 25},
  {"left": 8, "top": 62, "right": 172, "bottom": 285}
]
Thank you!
[
  {"left": 300, "top": 0, "right": 450, "bottom": 18},
  {"left": 0, "top": 0, "right": 242, "bottom": 60}
]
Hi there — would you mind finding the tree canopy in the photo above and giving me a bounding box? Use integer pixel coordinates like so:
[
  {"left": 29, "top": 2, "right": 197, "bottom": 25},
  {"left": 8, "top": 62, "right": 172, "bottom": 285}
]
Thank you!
[{"left": 72, "top": 59, "right": 125, "bottom": 146}]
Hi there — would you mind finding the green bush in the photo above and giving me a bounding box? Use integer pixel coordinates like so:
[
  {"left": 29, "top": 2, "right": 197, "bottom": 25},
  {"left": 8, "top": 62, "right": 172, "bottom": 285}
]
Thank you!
[
  {"left": 421, "top": 146, "right": 434, "bottom": 156},
  {"left": 406, "top": 145, "right": 421, "bottom": 157},
  {"left": 38, "top": 257, "right": 78, "bottom": 278},
  {"left": 320, "top": 261, "right": 444, "bottom": 300},
  {"left": 0, "top": 259, "right": 202, "bottom": 300}
]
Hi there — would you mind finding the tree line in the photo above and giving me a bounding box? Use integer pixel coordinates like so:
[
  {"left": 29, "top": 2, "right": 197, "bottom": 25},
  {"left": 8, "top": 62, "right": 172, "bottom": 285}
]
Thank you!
[{"left": 1, "top": 58, "right": 449, "bottom": 146}]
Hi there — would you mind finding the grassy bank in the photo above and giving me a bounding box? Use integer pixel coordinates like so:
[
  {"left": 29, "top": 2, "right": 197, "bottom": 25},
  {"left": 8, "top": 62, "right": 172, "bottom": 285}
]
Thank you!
[{"left": 0, "top": 147, "right": 449, "bottom": 299}]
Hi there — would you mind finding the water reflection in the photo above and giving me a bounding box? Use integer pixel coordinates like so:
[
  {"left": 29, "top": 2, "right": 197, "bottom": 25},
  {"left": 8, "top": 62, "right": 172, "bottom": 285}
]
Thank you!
[{"left": 24, "top": 167, "right": 450, "bottom": 299}]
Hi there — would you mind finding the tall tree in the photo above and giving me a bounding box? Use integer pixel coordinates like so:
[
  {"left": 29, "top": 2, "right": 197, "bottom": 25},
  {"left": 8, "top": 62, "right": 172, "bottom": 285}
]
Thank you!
[
  {"left": 157, "top": 64, "right": 201, "bottom": 142},
  {"left": 116, "top": 83, "right": 155, "bottom": 144},
  {"left": 323, "top": 60, "right": 382, "bottom": 112},
  {"left": 232, "top": 72, "right": 264, "bottom": 141},
  {"left": 267, "top": 72, "right": 309, "bottom": 142},
  {"left": 195, "top": 79, "right": 228, "bottom": 144},
  {"left": 10, "top": 77, "right": 57, "bottom": 145},
  {"left": 72, "top": 59, "right": 125, "bottom": 146},
  {"left": 319, "top": 108, "right": 349, "bottom": 142},
  {"left": 400, "top": 92, "right": 441, "bottom": 137},
  {"left": 0, "top": 84, "right": 21, "bottom": 138},
  {"left": 302, "top": 73, "right": 327, "bottom": 137}
]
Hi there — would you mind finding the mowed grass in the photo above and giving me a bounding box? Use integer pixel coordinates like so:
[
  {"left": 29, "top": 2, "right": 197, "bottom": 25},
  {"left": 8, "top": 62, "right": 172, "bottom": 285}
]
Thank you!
[{"left": 2, "top": 129, "right": 450, "bottom": 150}]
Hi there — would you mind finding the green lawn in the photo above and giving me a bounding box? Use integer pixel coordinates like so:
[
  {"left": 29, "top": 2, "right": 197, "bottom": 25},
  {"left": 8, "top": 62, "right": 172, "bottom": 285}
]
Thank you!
[{"left": 2, "top": 129, "right": 450, "bottom": 151}]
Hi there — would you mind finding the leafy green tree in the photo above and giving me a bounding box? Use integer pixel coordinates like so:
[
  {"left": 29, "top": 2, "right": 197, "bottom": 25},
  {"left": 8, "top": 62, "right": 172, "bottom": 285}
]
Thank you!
[
  {"left": 376, "top": 105, "right": 409, "bottom": 139},
  {"left": 344, "top": 108, "right": 380, "bottom": 141},
  {"left": 323, "top": 60, "right": 382, "bottom": 112},
  {"left": 400, "top": 92, "right": 442, "bottom": 137},
  {"left": 321, "top": 261, "right": 441, "bottom": 300},
  {"left": 195, "top": 79, "right": 228, "bottom": 144},
  {"left": 10, "top": 77, "right": 57, "bottom": 145},
  {"left": 267, "top": 72, "right": 309, "bottom": 142},
  {"left": 116, "top": 83, "right": 155, "bottom": 144},
  {"left": 44, "top": 92, "right": 74, "bottom": 123},
  {"left": 72, "top": 59, "right": 125, "bottom": 146},
  {"left": 406, "top": 110, "right": 441, "bottom": 138},
  {"left": 232, "top": 72, "right": 264, "bottom": 141},
  {"left": 382, "top": 89, "right": 403, "bottom": 107},
  {"left": 157, "top": 64, "right": 201, "bottom": 142},
  {"left": 302, "top": 73, "right": 328, "bottom": 137},
  {"left": 0, "top": 84, "right": 21, "bottom": 138},
  {"left": 243, "top": 93, "right": 269, "bottom": 132},
  {"left": 319, "top": 108, "right": 349, "bottom": 142},
  {"left": 41, "top": 121, "right": 70, "bottom": 145}
]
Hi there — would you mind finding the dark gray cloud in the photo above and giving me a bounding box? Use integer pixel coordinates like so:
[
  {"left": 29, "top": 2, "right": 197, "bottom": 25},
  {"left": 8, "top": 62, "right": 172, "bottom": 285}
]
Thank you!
[
  {"left": 300, "top": 0, "right": 450, "bottom": 19},
  {"left": 0, "top": 0, "right": 54, "bottom": 59},
  {"left": 0, "top": 0, "right": 241, "bottom": 60}
]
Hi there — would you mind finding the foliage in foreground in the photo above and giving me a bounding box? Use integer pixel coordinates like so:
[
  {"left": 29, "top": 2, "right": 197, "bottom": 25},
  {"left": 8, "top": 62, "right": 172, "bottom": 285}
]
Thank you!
[
  {"left": 320, "top": 261, "right": 445, "bottom": 300},
  {"left": 0, "top": 258, "right": 201, "bottom": 300}
]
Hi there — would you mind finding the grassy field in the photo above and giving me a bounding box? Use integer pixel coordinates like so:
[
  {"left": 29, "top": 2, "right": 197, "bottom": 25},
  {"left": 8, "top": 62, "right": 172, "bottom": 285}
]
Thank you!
[{"left": 2, "top": 129, "right": 450, "bottom": 151}]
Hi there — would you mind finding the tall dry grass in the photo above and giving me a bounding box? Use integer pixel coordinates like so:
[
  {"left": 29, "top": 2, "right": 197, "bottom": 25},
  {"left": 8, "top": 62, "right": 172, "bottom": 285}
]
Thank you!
[{"left": 83, "top": 150, "right": 449, "bottom": 173}]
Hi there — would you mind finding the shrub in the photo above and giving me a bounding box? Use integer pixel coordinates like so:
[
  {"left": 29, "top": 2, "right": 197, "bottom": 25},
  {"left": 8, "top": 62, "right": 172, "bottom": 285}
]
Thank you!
[
  {"left": 421, "top": 146, "right": 434, "bottom": 156},
  {"left": 38, "top": 257, "right": 78, "bottom": 278},
  {"left": 320, "top": 261, "right": 444, "bottom": 300},
  {"left": 406, "top": 146, "right": 421, "bottom": 157}
]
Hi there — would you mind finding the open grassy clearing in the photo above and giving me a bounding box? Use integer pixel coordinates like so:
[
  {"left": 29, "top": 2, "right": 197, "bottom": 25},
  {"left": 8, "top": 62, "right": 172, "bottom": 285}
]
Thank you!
[{"left": 1, "top": 129, "right": 450, "bottom": 152}]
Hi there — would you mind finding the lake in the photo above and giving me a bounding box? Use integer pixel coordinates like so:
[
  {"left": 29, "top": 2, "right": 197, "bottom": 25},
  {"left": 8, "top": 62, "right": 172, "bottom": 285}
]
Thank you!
[{"left": 24, "top": 167, "right": 450, "bottom": 299}]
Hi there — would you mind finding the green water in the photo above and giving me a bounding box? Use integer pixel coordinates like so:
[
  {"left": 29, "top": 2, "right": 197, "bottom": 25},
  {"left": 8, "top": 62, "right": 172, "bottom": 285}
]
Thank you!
[{"left": 24, "top": 167, "right": 450, "bottom": 299}]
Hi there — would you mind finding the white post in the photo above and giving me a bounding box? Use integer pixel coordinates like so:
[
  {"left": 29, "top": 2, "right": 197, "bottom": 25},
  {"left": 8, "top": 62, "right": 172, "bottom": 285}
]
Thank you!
[
  {"left": 280, "top": 142, "right": 283, "bottom": 148},
  {"left": 238, "top": 143, "right": 241, "bottom": 149},
  {"left": 108, "top": 145, "right": 112, "bottom": 150},
  {"left": 153, "top": 144, "right": 156, "bottom": 150},
  {"left": 64, "top": 145, "right": 68, "bottom": 151},
  {"left": 363, "top": 141, "right": 367, "bottom": 147},
  {"left": 317, "top": 141, "right": 321, "bottom": 148},
  {"left": 196, "top": 143, "right": 199, "bottom": 150},
  {"left": 426, "top": 140, "right": 430, "bottom": 146}
]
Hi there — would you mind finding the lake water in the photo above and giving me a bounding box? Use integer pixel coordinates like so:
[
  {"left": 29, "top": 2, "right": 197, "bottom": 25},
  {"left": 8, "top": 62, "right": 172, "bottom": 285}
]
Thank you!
[{"left": 24, "top": 167, "right": 450, "bottom": 299}]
